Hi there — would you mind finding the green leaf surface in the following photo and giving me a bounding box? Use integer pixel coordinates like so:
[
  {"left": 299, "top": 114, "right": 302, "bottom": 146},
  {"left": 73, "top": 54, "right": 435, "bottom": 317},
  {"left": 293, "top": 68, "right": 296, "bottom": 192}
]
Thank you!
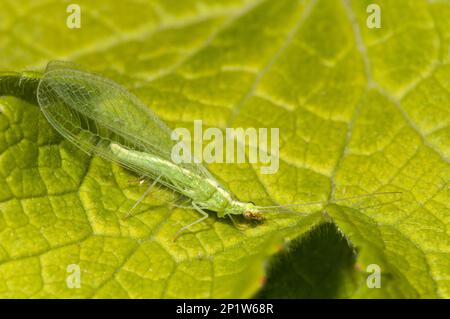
[{"left": 0, "top": 0, "right": 449, "bottom": 298}]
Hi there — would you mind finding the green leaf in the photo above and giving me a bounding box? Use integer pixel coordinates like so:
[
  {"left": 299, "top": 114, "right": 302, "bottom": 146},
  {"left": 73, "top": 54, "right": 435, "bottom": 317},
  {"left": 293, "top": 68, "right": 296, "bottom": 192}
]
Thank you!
[{"left": 0, "top": 0, "right": 449, "bottom": 298}]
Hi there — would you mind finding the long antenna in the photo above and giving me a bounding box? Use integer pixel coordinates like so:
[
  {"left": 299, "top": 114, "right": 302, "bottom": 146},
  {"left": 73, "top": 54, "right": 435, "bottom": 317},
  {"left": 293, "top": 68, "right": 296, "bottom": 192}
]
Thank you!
[{"left": 256, "top": 191, "right": 402, "bottom": 210}]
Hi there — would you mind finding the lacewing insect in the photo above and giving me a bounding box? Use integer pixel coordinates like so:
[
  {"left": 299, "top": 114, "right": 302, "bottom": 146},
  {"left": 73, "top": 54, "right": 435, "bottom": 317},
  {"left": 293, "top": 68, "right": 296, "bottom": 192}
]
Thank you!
[{"left": 0, "top": 61, "right": 400, "bottom": 239}]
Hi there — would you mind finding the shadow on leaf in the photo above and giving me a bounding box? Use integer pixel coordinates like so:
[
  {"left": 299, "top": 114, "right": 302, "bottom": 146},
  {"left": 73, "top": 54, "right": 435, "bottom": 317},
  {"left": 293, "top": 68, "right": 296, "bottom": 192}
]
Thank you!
[{"left": 257, "top": 222, "right": 363, "bottom": 298}]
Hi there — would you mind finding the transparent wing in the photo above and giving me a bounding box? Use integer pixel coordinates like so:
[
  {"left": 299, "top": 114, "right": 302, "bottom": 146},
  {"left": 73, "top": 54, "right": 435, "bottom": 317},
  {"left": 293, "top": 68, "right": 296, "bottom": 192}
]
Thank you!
[{"left": 37, "top": 61, "right": 216, "bottom": 191}]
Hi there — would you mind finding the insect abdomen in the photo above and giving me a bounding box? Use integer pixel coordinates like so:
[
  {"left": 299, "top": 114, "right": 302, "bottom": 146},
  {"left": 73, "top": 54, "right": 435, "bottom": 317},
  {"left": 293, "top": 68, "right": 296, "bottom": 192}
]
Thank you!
[{"left": 109, "top": 143, "right": 215, "bottom": 199}]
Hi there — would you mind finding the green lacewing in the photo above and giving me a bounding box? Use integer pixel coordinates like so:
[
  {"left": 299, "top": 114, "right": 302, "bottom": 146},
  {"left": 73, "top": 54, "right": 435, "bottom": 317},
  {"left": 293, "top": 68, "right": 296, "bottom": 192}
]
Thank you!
[{"left": 0, "top": 61, "right": 400, "bottom": 239}]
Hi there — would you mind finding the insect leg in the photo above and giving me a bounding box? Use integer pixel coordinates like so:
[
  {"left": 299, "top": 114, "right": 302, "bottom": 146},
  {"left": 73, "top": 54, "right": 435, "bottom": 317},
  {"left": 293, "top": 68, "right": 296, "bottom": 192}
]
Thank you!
[
  {"left": 228, "top": 214, "right": 247, "bottom": 231},
  {"left": 173, "top": 202, "right": 209, "bottom": 241},
  {"left": 171, "top": 204, "right": 195, "bottom": 209},
  {"left": 170, "top": 199, "right": 194, "bottom": 209},
  {"left": 166, "top": 194, "right": 193, "bottom": 209},
  {"left": 122, "top": 175, "right": 161, "bottom": 220}
]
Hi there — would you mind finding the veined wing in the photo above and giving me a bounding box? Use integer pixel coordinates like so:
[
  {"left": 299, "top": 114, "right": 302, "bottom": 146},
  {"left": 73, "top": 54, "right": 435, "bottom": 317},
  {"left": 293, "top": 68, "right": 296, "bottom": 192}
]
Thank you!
[{"left": 37, "top": 61, "right": 216, "bottom": 191}]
